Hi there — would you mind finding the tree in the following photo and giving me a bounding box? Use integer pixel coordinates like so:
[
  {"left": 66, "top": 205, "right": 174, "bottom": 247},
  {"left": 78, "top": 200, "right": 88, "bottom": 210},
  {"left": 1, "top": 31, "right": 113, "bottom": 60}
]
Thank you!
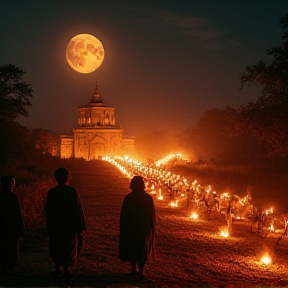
[
  {"left": 238, "top": 14, "right": 288, "bottom": 157},
  {"left": 0, "top": 64, "right": 33, "bottom": 122},
  {"left": 178, "top": 108, "right": 235, "bottom": 161},
  {"left": 0, "top": 64, "right": 33, "bottom": 165},
  {"left": 177, "top": 107, "right": 260, "bottom": 162},
  {"left": 0, "top": 121, "right": 30, "bottom": 165},
  {"left": 29, "top": 128, "right": 60, "bottom": 156}
]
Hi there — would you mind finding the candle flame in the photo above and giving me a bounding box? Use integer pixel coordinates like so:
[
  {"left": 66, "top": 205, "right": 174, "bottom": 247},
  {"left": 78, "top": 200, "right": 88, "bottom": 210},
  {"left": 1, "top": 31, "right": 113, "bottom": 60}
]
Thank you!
[
  {"left": 261, "top": 254, "right": 271, "bottom": 265},
  {"left": 102, "top": 155, "right": 278, "bottom": 235},
  {"left": 190, "top": 212, "right": 198, "bottom": 219},
  {"left": 265, "top": 207, "right": 273, "bottom": 215},
  {"left": 220, "top": 230, "right": 229, "bottom": 237},
  {"left": 169, "top": 200, "right": 178, "bottom": 207}
]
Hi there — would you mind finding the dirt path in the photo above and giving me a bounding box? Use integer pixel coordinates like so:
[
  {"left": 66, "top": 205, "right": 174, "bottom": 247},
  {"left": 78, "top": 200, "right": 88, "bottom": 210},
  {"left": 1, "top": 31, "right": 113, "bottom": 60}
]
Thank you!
[{"left": 1, "top": 160, "right": 288, "bottom": 287}]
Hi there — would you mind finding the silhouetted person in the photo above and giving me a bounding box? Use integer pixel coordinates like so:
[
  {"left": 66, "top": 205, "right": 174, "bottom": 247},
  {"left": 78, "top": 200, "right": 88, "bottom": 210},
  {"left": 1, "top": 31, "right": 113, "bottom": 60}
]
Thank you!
[
  {"left": 46, "top": 167, "right": 86, "bottom": 276},
  {"left": 0, "top": 175, "right": 24, "bottom": 276},
  {"left": 119, "top": 176, "right": 156, "bottom": 278}
]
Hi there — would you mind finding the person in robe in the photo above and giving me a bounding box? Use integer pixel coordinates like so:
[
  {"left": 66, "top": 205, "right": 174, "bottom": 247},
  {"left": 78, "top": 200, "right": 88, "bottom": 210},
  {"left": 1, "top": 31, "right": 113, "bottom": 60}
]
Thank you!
[
  {"left": 0, "top": 175, "right": 24, "bottom": 276},
  {"left": 46, "top": 167, "right": 86, "bottom": 276},
  {"left": 119, "top": 176, "right": 156, "bottom": 278}
]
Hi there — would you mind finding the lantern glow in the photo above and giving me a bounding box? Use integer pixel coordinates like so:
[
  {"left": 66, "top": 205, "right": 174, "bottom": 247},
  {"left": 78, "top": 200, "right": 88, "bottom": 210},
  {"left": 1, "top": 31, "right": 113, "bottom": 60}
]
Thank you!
[
  {"left": 169, "top": 200, "right": 178, "bottom": 207},
  {"left": 261, "top": 254, "right": 272, "bottom": 265},
  {"left": 190, "top": 212, "right": 199, "bottom": 219},
  {"left": 220, "top": 229, "right": 229, "bottom": 237}
]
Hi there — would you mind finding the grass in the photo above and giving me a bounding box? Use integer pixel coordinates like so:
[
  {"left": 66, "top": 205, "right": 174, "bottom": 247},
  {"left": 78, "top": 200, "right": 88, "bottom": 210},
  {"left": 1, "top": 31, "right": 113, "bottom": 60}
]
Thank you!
[{"left": 0, "top": 156, "right": 86, "bottom": 234}]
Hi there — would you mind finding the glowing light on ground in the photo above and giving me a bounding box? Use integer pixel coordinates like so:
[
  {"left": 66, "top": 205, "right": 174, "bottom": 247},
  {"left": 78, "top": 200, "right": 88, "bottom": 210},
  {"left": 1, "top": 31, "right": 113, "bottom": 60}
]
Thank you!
[
  {"left": 261, "top": 254, "right": 272, "bottom": 265},
  {"left": 157, "top": 189, "right": 163, "bottom": 200},
  {"left": 155, "top": 153, "right": 183, "bottom": 167},
  {"left": 265, "top": 208, "right": 273, "bottom": 215},
  {"left": 220, "top": 229, "right": 229, "bottom": 237},
  {"left": 169, "top": 200, "right": 178, "bottom": 207},
  {"left": 190, "top": 212, "right": 199, "bottom": 219},
  {"left": 103, "top": 154, "right": 277, "bottom": 235}
]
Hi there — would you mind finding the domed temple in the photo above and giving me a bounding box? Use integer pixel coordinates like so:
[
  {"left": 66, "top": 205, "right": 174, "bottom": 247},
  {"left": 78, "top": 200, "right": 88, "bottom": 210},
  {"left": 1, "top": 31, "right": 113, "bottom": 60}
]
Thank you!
[{"left": 60, "top": 81, "right": 134, "bottom": 160}]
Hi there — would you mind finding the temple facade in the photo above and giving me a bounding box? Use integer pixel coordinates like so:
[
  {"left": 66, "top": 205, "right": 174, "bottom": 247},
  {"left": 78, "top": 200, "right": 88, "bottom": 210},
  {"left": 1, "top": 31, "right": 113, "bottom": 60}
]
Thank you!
[{"left": 60, "top": 82, "right": 134, "bottom": 160}]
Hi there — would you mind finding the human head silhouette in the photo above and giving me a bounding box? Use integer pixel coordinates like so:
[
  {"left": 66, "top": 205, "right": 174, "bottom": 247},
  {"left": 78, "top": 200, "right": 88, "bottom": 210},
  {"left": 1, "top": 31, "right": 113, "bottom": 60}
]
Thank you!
[
  {"left": 129, "top": 176, "right": 145, "bottom": 190},
  {"left": 54, "top": 167, "right": 70, "bottom": 185},
  {"left": 1, "top": 175, "right": 16, "bottom": 191}
]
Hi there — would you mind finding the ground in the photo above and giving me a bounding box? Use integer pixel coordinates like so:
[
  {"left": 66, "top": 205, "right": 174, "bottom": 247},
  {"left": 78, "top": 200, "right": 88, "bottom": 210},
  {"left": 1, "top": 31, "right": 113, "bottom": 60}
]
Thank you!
[{"left": 1, "top": 160, "right": 288, "bottom": 288}]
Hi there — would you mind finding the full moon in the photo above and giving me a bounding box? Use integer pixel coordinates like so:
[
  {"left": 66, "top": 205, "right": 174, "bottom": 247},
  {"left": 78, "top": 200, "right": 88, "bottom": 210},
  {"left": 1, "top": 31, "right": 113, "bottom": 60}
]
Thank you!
[{"left": 66, "top": 34, "right": 105, "bottom": 74}]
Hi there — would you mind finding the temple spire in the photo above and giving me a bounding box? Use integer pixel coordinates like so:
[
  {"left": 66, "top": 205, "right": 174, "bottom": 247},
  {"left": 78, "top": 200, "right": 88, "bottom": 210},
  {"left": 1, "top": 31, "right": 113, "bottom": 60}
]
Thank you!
[{"left": 90, "top": 80, "right": 103, "bottom": 104}]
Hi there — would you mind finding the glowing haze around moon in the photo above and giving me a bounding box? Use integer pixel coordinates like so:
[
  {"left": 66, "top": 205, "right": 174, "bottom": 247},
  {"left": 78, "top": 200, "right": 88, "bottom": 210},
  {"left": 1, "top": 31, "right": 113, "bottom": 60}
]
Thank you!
[{"left": 66, "top": 34, "right": 105, "bottom": 73}]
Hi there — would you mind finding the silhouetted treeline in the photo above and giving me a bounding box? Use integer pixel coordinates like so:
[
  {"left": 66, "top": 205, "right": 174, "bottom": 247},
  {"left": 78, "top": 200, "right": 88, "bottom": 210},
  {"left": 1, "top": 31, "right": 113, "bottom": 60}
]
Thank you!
[
  {"left": 0, "top": 63, "right": 60, "bottom": 161},
  {"left": 173, "top": 13, "right": 288, "bottom": 164},
  {"left": 177, "top": 107, "right": 264, "bottom": 163}
]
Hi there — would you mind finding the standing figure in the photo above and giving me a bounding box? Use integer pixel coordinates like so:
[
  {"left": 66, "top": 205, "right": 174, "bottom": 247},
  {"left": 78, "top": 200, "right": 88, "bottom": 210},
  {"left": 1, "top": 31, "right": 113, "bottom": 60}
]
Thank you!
[
  {"left": 46, "top": 167, "right": 86, "bottom": 276},
  {"left": 0, "top": 175, "right": 24, "bottom": 276},
  {"left": 119, "top": 176, "right": 156, "bottom": 278}
]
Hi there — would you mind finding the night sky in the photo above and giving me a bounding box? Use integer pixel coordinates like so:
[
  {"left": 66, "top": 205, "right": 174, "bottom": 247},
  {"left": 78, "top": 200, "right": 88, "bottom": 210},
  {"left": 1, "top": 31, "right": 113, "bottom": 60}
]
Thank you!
[{"left": 1, "top": 0, "right": 287, "bottom": 137}]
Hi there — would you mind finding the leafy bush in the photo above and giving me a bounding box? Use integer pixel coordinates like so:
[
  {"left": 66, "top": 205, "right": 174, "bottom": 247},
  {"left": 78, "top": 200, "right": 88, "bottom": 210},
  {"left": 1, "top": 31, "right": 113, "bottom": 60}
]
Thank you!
[
  {"left": 1, "top": 155, "right": 84, "bottom": 235},
  {"left": 16, "top": 176, "right": 55, "bottom": 235}
]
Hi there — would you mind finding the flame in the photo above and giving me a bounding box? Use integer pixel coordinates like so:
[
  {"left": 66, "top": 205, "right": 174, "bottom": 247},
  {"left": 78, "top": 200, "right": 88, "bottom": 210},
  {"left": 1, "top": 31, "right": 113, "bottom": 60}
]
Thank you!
[
  {"left": 220, "top": 229, "right": 229, "bottom": 237},
  {"left": 265, "top": 207, "right": 273, "bottom": 215},
  {"left": 190, "top": 212, "right": 198, "bottom": 219},
  {"left": 103, "top": 155, "right": 277, "bottom": 228},
  {"left": 169, "top": 200, "right": 178, "bottom": 207},
  {"left": 157, "top": 189, "right": 163, "bottom": 200},
  {"left": 220, "top": 192, "right": 230, "bottom": 199},
  {"left": 261, "top": 254, "right": 272, "bottom": 265}
]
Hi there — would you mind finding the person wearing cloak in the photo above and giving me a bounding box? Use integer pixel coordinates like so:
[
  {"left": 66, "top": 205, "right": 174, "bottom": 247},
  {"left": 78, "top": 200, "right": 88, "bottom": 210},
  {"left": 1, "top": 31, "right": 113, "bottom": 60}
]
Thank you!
[
  {"left": 46, "top": 167, "right": 86, "bottom": 276},
  {"left": 0, "top": 175, "right": 24, "bottom": 276},
  {"left": 119, "top": 176, "right": 156, "bottom": 278}
]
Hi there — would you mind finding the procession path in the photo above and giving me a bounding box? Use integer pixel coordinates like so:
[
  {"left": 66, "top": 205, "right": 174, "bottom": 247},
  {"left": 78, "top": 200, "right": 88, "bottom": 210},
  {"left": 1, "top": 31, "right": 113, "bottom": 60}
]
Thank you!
[{"left": 1, "top": 160, "right": 288, "bottom": 288}]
